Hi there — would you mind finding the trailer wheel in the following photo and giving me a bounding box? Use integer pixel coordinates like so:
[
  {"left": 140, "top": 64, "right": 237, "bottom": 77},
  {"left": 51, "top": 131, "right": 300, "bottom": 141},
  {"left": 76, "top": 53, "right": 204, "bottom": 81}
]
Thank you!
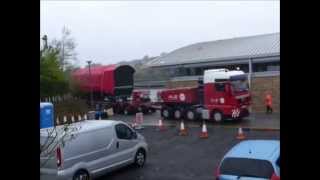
[
  {"left": 212, "top": 110, "right": 223, "bottom": 122},
  {"left": 161, "top": 108, "right": 171, "bottom": 119},
  {"left": 186, "top": 109, "right": 196, "bottom": 121},
  {"left": 124, "top": 108, "right": 130, "bottom": 115},
  {"left": 173, "top": 109, "right": 182, "bottom": 120},
  {"left": 142, "top": 107, "right": 149, "bottom": 114}
]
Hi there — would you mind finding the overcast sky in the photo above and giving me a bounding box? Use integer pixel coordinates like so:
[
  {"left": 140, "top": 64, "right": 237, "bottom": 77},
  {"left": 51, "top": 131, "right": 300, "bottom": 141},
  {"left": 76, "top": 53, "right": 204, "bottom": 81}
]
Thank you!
[{"left": 41, "top": 1, "right": 280, "bottom": 67}]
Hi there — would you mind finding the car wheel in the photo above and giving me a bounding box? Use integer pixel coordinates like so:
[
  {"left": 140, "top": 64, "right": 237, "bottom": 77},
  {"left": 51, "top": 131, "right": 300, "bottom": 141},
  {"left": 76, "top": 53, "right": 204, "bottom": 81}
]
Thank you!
[
  {"left": 213, "top": 111, "right": 223, "bottom": 122},
  {"left": 137, "top": 106, "right": 143, "bottom": 112},
  {"left": 134, "top": 149, "right": 146, "bottom": 167},
  {"left": 73, "top": 170, "right": 90, "bottom": 180},
  {"left": 186, "top": 109, "right": 196, "bottom": 121}
]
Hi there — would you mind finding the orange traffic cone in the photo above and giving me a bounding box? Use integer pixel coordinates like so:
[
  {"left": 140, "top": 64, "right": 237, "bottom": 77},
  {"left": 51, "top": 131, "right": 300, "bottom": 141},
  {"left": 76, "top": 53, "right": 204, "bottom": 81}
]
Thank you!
[
  {"left": 236, "top": 127, "right": 246, "bottom": 140},
  {"left": 199, "top": 121, "right": 209, "bottom": 139},
  {"left": 157, "top": 119, "right": 165, "bottom": 131},
  {"left": 179, "top": 120, "right": 188, "bottom": 136}
]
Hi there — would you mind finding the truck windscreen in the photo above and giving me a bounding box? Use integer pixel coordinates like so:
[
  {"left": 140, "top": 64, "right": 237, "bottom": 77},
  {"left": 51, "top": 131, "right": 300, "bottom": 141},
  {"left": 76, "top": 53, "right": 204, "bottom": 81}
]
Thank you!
[{"left": 231, "top": 79, "right": 248, "bottom": 92}]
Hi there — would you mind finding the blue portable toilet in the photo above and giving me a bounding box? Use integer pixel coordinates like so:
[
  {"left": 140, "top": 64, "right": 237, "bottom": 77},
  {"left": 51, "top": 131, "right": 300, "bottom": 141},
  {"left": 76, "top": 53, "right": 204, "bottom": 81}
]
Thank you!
[{"left": 40, "top": 102, "right": 54, "bottom": 129}]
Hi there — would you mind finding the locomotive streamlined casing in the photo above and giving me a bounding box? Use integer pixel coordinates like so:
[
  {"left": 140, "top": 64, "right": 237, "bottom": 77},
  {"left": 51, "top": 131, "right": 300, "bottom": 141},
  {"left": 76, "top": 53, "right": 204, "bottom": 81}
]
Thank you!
[{"left": 72, "top": 64, "right": 135, "bottom": 97}]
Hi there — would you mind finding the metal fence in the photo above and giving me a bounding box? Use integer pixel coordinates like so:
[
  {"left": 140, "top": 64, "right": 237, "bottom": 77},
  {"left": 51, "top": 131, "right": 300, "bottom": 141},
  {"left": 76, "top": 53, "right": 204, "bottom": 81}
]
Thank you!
[{"left": 40, "top": 94, "right": 79, "bottom": 103}]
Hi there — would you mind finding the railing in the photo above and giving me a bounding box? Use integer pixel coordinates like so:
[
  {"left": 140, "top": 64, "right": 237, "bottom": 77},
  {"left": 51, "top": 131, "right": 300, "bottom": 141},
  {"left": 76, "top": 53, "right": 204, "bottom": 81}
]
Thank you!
[{"left": 40, "top": 94, "right": 80, "bottom": 103}]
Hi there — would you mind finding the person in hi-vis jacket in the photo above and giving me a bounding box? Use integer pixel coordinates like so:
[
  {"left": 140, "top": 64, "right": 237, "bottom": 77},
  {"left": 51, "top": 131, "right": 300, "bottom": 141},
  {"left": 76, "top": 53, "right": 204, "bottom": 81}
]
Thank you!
[{"left": 265, "top": 92, "right": 273, "bottom": 114}]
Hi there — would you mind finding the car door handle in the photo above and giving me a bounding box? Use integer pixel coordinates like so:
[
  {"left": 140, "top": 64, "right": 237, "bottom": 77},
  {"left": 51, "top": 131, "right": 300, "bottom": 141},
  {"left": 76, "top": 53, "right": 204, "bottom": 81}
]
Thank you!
[{"left": 116, "top": 141, "right": 119, "bottom": 149}]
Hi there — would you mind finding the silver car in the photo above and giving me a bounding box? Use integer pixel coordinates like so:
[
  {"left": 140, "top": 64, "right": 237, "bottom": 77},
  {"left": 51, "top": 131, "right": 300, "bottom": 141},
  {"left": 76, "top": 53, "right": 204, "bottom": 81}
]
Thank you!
[{"left": 40, "top": 120, "right": 148, "bottom": 180}]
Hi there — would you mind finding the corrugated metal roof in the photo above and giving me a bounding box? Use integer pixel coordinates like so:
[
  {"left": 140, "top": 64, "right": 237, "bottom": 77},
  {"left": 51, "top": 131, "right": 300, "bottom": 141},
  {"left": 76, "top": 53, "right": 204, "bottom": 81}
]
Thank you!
[{"left": 147, "top": 33, "right": 280, "bottom": 67}]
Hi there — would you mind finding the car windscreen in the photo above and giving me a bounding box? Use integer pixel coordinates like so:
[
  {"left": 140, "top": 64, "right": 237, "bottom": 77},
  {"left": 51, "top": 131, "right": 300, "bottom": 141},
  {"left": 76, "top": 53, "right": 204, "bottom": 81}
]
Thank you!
[{"left": 220, "top": 157, "right": 274, "bottom": 179}]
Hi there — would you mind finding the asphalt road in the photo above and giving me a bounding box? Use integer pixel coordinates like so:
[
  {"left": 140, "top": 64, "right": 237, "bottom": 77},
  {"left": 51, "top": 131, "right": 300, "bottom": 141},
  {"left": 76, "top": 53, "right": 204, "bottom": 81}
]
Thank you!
[
  {"left": 97, "top": 126, "right": 280, "bottom": 180},
  {"left": 108, "top": 111, "right": 280, "bottom": 130}
]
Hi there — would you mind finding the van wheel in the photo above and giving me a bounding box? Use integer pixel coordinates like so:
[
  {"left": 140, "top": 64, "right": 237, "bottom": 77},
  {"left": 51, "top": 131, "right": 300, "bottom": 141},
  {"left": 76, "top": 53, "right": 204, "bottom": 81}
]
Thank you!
[
  {"left": 173, "top": 109, "right": 182, "bottom": 119},
  {"left": 213, "top": 111, "right": 223, "bottom": 122},
  {"left": 134, "top": 149, "right": 146, "bottom": 167},
  {"left": 73, "top": 170, "right": 90, "bottom": 180}
]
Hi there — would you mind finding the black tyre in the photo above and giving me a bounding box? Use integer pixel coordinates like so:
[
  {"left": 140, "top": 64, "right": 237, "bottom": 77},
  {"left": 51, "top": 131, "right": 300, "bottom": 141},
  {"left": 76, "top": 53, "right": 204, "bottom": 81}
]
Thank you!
[
  {"left": 173, "top": 109, "right": 182, "bottom": 120},
  {"left": 73, "top": 170, "right": 90, "bottom": 180},
  {"left": 212, "top": 110, "right": 223, "bottom": 122},
  {"left": 142, "top": 107, "right": 149, "bottom": 114},
  {"left": 150, "top": 108, "right": 156, "bottom": 113},
  {"left": 124, "top": 108, "right": 130, "bottom": 115},
  {"left": 186, "top": 109, "right": 196, "bottom": 121},
  {"left": 134, "top": 149, "right": 146, "bottom": 167},
  {"left": 161, "top": 108, "right": 171, "bottom": 119}
]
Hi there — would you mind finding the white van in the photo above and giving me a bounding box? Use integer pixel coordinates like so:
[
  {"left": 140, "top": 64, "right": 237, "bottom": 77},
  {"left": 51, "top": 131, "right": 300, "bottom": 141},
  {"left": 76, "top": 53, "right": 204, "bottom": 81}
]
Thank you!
[{"left": 40, "top": 120, "right": 148, "bottom": 180}]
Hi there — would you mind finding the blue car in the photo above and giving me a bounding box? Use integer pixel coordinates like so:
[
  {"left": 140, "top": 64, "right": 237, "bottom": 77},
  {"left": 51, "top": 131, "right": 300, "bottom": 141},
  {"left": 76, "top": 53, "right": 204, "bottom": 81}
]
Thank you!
[{"left": 215, "top": 140, "right": 280, "bottom": 180}]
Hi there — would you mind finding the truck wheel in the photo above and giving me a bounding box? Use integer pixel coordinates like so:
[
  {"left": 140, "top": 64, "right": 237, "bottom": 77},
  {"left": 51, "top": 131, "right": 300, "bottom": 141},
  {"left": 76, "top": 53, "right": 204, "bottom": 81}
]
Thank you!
[
  {"left": 174, "top": 109, "right": 182, "bottom": 119},
  {"left": 161, "top": 108, "right": 171, "bottom": 119},
  {"left": 186, "top": 109, "right": 196, "bottom": 121},
  {"left": 213, "top": 111, "right": 223, "bottom": 122},
  {"left": 73, "top": 170, "right": 90, "bottom": 180}
]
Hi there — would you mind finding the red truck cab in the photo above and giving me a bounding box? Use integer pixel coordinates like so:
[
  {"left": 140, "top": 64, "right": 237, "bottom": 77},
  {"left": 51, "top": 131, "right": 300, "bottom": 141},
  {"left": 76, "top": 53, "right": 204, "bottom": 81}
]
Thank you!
[{"left": 202, "top": 69, "right": 251, "bottom": 122}]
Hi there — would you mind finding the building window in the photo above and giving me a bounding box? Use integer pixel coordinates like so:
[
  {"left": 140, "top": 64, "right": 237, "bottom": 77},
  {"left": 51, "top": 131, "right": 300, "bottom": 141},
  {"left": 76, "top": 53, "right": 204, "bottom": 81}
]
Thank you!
[{"left": 253, "top": 61, "right": 280, "bottom": 72}]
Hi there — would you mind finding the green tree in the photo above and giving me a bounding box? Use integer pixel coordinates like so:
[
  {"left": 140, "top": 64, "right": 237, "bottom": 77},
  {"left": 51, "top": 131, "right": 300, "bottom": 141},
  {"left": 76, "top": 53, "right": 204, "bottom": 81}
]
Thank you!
[{"left": 40, "top": 47, "right": 69, "bottom": 97}]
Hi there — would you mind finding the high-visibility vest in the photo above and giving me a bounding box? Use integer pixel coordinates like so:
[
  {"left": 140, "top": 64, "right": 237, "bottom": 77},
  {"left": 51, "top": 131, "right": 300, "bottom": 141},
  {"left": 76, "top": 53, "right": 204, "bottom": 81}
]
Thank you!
[{"left": 265, "top": 94, "right": 272, "bottom": 106}]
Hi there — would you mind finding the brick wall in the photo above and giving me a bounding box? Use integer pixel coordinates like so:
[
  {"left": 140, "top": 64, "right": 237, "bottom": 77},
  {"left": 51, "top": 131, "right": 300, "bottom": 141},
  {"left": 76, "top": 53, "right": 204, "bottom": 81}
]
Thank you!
[{"left": 250, "top": 75, "right": 280, "bottom": 113}]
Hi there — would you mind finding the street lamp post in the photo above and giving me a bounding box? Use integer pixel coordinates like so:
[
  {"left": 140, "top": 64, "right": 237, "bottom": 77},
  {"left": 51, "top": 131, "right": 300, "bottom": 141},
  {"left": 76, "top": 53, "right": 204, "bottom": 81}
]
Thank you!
[
  {"left": 87, "top": 60, "right": 93, "bottom": 109},
  {"left": 42, "top": 35, "right": 48, "bottom": 50}
]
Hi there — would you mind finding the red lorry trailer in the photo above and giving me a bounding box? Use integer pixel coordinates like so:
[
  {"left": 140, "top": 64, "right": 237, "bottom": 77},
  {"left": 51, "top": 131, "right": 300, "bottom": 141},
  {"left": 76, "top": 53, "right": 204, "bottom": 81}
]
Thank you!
[
  {"left": 72, "top": 64, "right": 155, "bottom": 114},
  {"left": 159, "top": 69, "right": 251, "bottom": 122}
]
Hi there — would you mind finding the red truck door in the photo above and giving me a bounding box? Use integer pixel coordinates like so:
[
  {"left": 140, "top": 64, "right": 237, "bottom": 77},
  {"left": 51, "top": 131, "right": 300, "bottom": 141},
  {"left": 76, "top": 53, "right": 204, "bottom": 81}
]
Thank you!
[{"left": 204, "top": 82, "right": 229, "bottom": 107}]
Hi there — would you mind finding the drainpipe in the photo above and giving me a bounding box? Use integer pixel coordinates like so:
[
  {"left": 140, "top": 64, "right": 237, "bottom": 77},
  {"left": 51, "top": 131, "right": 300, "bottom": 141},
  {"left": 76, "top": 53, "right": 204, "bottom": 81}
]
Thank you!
[
  {"left": 248, "top": 58, "right": 253, "bottom": 114},
  {"left": 248, "top": 58, "right": 253, "bottom": 89}
]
